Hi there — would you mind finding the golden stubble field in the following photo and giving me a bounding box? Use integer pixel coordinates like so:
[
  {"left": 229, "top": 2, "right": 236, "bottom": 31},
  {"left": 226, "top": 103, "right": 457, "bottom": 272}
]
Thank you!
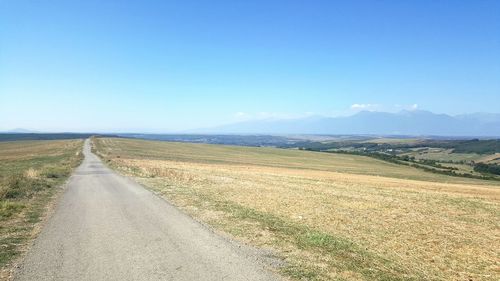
[{"left": 95, "top": 138, "right": 500, "bottom": 281}]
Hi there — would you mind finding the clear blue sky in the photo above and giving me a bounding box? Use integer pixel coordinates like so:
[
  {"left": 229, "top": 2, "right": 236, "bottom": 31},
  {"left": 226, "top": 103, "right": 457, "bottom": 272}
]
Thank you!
[{"left": 1, "top": 0, "right": 499, "bottom": 132}]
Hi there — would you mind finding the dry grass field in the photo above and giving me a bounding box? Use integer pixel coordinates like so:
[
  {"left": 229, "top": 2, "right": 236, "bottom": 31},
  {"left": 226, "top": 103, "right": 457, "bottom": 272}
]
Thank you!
[
  {"left": 362, "top": 138, "right": 423, "bottom": 145},
  {"left": 0, "top": 140, "right": 83, "bottom": 280},
  {"left": 478, "top": 153, "right": 500, "bottom": 164},
  {"left": 405, "top": 148, "right": 485, "bottom": 163},
  {"left": 94, "top": 138, "right": 500, "bottom": 281}
]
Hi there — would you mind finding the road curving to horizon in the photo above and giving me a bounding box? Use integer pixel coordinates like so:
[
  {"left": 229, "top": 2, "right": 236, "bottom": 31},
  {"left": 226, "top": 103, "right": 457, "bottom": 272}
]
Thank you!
[{"left": 14, "top": 139, "right": 279, "bottom": 281}]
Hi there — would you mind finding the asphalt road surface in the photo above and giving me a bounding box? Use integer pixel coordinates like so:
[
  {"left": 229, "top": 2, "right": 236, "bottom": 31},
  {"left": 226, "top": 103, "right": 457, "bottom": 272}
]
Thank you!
[{"left": 15, "top": 139, "right": 278, "bottom": 281}]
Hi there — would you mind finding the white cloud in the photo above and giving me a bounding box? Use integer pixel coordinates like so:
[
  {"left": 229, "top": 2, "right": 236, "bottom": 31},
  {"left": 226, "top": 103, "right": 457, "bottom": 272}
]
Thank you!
[{"left": 350, "top": 103, "right": 379, "bottom": 111}]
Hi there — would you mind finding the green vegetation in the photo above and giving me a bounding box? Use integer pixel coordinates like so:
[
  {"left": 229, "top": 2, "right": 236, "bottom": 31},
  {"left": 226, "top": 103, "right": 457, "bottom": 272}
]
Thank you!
[
  {"left": 292, "top": 138, "right": 500, "bottom": 154},
  {"left": 452, "top": 139, "right": 500, "bottom": 154},
  {"left": 328, "top": 150, "right": 500, "bottom": 181},
  {"left": 474, "top": 163, "right": 500, "bottom": 175},
  {"left": 0, "top": 140, "right": 83, "bottom": 278},
  {"left": 291, "top": 137, "right": 500, "bottom": 181},
  {"left": 0, "top": 133, "right": 115, "bottom": 142}
]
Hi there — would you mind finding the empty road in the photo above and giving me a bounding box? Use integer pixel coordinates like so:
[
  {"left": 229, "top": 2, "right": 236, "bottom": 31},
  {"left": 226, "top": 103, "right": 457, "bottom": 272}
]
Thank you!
[{"left": 15, "top": 140, "right": 278, "bottom": 281}]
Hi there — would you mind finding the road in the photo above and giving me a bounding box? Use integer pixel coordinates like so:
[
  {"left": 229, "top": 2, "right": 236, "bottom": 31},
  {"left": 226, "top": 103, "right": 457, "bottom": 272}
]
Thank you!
[{"left": 15, "top": 140, "right": 278, "bottom": 281}]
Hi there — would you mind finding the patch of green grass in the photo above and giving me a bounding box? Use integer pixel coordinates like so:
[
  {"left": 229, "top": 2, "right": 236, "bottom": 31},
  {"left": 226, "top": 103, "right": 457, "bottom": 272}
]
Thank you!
[
  {"left": 282, "top": 263, "right": 321, "bottom": 280},
  {"left": 0, "top": 236, "right": 26, "bottom": 266},
  {"left": 0, "top": 202, "right": 25, "bottom": 220},
  {"left": 25, "top": 191, "right": 54, "bottom": 224},
  {"left": 1, "top": 174, "right": 52, "bottom": 201},
  {"left": 299, "top": 231, "right": 349, "bottom": 249}
]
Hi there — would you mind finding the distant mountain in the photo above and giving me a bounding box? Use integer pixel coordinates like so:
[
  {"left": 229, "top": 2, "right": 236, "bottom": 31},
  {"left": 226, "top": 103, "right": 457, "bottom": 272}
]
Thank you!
[
  {"left": 1, "top": 128, "right": 40, "bottom": 133},
  {"left": 204, "top": 110, "right": 500, "bottom": 137}
]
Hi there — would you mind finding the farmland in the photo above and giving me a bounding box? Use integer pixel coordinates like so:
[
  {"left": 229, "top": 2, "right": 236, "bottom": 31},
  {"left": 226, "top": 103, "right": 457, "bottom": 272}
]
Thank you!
[
  {"left": 94, "top": 137, "right": 500, "bottom": 281},
  {"left": 0, "top": 140, "right": 83, "bottom": 280}
]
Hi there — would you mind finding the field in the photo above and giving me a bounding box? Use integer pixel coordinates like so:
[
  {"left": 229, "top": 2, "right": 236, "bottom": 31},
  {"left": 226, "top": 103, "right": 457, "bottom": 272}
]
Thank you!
[
  {"left": 404, "top": 148, "right": 483, "bottom": 162},
  {"left": 361, "top": 138, "right": 422, "bottom": 144},
  {"left": 479, "top": 153, "right": 500, "bottom": 164},
  {"left": 0, "top": 140, "right": 83, "bottom": 280},
  {"left": 94, "top": 137, "right": 500, "bottom": 281},
  {"left": 285, "top": 138, "right": 500, "bottom": 180}
]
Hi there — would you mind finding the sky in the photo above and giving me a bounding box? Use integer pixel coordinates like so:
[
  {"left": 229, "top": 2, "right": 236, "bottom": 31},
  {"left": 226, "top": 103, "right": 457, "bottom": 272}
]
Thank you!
[{"left": 1, "top": 0, "right": 499, "bottom": 132}]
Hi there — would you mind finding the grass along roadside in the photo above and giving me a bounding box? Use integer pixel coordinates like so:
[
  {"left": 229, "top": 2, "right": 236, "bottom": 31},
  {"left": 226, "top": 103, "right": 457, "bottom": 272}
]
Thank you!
[
  {"left": 0, "top": 140, "right": 83, "bottom": 280},
  {"left": 94, "top": 137, "right": 500, "bottom": 281}
]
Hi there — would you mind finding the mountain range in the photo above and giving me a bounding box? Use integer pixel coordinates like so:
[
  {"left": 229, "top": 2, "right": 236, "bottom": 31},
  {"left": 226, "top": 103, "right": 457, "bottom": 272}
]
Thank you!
[
  {"left": 204, "top": 110, "right": 500, "bottom": 137},
  {"left": 4, "top": 111, "right": 500, "bottom": 137}
]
